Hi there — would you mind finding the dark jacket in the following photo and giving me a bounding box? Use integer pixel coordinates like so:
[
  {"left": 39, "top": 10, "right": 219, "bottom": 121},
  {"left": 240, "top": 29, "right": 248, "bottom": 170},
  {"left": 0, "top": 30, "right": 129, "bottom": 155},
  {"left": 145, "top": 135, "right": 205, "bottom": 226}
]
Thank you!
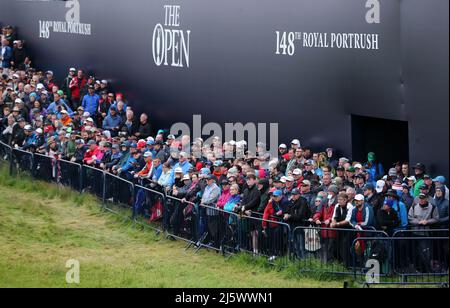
[
  {"left": 257, "top": 179, "right": 270, "bottom": 213},
  {"left": 433, "top": 196, "right": 449, "bottom": 229},
  {"left": 137, "top": 121, "right": 151, "bottom": 139},
  {"left": 241, "top": 184, "right": 261, "bottom": 212},
  {"left": 285, "top": 196, "right": 311, "bottom": 227},
  {"left": 377, "top": 208, "right": 399, "bottom": 236}
]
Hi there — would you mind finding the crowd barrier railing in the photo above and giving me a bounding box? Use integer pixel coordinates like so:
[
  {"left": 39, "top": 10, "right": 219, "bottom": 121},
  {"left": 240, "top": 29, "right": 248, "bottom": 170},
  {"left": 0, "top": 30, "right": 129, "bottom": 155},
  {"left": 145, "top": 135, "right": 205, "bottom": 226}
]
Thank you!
[
  {"left": 0, "top": 149, "right": 448, "bottom": 285},
  {"left": 57, "top": 159, "right": 82, "bottom": 192},
  {"left": 291, "top": 225, "right": 389, "bottom": 275},
  {"left": 104, "top": 172, "right": 134, "bottom": 208},
  {"left": 11, "top": 148, "right": 34, "bottom": 176},
  {"left": 352, "top": 236, "right": 449, "bottom": 286},
  {"left": 81, "top": 164, "right": 105, "bottom": 200},
  {"left": 32, "top": 153, "right": 55, "bottom": 182},
  {"left": 133, "top": 183, "right": 166, "bottom": 232}
]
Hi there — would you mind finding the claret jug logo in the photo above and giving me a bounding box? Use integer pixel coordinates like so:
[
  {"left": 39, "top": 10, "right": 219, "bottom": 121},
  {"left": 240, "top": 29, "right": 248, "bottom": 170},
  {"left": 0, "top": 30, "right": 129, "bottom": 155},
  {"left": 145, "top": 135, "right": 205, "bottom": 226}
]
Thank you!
[
  {"left": 152, "top": 5, "right": 191, "bottom": 68},
  {"left": 39, "top": 0, "right": 92, "bottom": 39}
]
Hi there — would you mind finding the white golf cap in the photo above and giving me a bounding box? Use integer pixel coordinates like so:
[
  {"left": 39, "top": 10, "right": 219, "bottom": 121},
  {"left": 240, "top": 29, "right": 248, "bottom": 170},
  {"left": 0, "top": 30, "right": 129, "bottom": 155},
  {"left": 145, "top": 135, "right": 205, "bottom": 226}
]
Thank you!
[
  {"left": 182, "top": 174, "right": 190, "bottom": 181},
  {"left": 280, "top": 176, "right": 287, "bottom": 183},
  {"left": 286, "top": 176, "right": 294, "bottom": 182},
  {"left": 293, "top": 169, "right": 302, "bottom": 176},
  {"left": 174, "top": 167, "right": 183, "bottom": 173},
  {"left": 69, "top": 67, "right": 76, "bottom": 71},
  {"left": 86, "top": 117, "right": 94, "bottom": 122},
  {"left": 24, "top": 125, "right": 32, "bottom": 131},
  {"left": 407, "top": 176, "right": 416, "bottom": 182},
  {"left": 355, "top": 194, "right": 365, "bottom": 201},
  {"left": 36, "top": 83, "right": 44, "bottom": 89},
  {"left": 35, "top": 128, "right": 43, "bottom": 134},
  {"left": 179, "top": 151, "right": 189, "bottom": 158},
  {"left": 279, "top": 143, "right": 287, "bottom": 149},
  {"left": 375, "top": 180, "right": 386, "bottom": 193},
  {"left": 143, "top": 151, "right": 153, "bottom": 158},
  {"left": 291, "top": 139, "right": 300, "bottom": 146},
  {"left": 354, "top": 163, "right": 363, "bottom": 169},
  {"left": 14, "top": 98, "right": 23, "bottom": 104}
]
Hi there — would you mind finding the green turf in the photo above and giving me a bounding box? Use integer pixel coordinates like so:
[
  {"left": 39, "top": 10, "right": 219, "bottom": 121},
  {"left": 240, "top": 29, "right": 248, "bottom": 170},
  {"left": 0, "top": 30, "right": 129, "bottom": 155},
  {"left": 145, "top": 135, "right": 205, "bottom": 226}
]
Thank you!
[{"left": 0, "top": 166, "right": 348, "bottom": 288}]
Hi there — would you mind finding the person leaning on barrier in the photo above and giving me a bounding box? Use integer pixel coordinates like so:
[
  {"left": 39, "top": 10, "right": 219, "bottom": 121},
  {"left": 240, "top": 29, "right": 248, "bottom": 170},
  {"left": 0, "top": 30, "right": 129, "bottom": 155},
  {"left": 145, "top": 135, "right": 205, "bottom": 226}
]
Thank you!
[
  {"left": 408, "top": 193, "right": 439, "bottom": 233},
  {"left": 330, "top": 192, "right": 354, "bottom": 265},
  {"left": 134, "top": 151, "right": 153, "bottom": 180},
  {"left": 331, "top": 192, "right": 353, "bottom": 229},
  {"left": 349, "top": 194, "right": 375, "bottom": 231},
  {"left": 235, "top": 173, "right": 261, "bottom": 217},
  {"left": 408, "top": 193, "right": 440, "bottom": 272},
  {"left": 201, "top": 174, "right": 221, "bottom": 247}
]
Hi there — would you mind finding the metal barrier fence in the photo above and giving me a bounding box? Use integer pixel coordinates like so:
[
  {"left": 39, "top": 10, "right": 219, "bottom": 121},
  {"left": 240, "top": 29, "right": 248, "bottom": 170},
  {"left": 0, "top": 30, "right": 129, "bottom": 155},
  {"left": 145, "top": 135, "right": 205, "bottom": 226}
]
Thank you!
[
  {"left": 32, "top": 153, "right": 55, "bottom": 182},
  {"left": 133, "top": 183, "right": 165, "bottom": 232},
  {"left": 0, "top": 141, "right": 12, "bottom": 162},
  {"left": 81, "top": 164, "right": 105, "bottom": 200},
  {"left": 0, "top": 148, "right": 448, "bottom": 286},
  {"left": 163, "top": 194, "right": 198, "bottom": 243},
  {"left": 104, "top": 172, "right": 134, "bottom": 207},
  {"left": 292, "top": 226, "right": 389, "bottom": 275},
  {"left": 352, "top": 236, "right": 449, "bottom": 286},
  {"left": 11, "top": 148, "right": 34, "bottom": 175},
  {"left": 57, "top": 159, "right": 82, "bottom": 192},
  {"left": 392, "top": 229, "right": 449, "bottom": 283}
]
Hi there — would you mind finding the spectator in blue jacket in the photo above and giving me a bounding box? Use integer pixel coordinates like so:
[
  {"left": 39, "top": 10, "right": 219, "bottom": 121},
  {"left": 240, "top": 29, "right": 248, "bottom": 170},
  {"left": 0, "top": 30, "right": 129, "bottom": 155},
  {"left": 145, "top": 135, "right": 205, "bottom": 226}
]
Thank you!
[
  {"left": 365, "top": 152, "right": 384, "bottom": 183},
  {"left": 82, "top": 85, "right": 100, "bottom": 117},
  {"left": 102, "top": 106, "right": 122, "bottom": 136},
  {"left": 1, "top": 39, "right": 12, "bottom": 69},
  {"left": 46, "top": 91, "right": 73, "bottom": 116},
  {"left": 385, "top": 189, "right": 408, "bottom": 232},
  {"left": 167, "top": 151, "right": 193, "bottom": 187}
]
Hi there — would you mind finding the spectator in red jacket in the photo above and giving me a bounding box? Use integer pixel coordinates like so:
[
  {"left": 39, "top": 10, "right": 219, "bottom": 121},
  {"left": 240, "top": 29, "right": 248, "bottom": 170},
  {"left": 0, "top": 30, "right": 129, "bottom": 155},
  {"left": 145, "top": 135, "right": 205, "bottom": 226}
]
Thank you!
[
  {"left": 313, "top": 184, "right": 339, "bottom": 263},
  {"left": 69, "top": 69, "right": 87, "bottom": 108}
]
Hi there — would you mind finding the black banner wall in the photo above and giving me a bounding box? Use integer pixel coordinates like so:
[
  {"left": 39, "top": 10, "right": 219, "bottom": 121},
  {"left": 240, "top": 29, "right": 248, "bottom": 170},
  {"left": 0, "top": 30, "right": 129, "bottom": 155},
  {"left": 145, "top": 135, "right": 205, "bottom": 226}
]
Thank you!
[{"left": 1, "top": 0, "right": 448, "bottom": 177}]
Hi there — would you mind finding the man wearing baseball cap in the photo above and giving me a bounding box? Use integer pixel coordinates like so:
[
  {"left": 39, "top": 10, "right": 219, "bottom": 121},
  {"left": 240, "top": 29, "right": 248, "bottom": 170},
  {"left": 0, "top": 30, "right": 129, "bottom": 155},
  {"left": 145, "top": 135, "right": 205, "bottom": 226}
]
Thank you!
[
  {"left": 349, "top": 194, "right": 375, "bottom": 231},
  {"left": 168, "top": 151, "right": 193, "bottom": 187},
  {"left": 284, "top": 188, "right": 311, "bottom": 259},
  {"left": 81, "top": 84, "right": 100, "bottom": 117},
  {"left": 377, "top": 199, "right": 400, "bottom": 236},
  {"left": 363, "top": 183, "right": 383, "bottom": 223},
  {"left": 408, "top": 192, "right": 439, "bottom": 272},
  {"left": 365, "top": 151, "right": 384, "bottom": 183},
  {"left": 412, "top": 163, "right": 426, "bottom": 197},
  {"left": 432, "top": 176, "right": 449, "bottom": 200}
]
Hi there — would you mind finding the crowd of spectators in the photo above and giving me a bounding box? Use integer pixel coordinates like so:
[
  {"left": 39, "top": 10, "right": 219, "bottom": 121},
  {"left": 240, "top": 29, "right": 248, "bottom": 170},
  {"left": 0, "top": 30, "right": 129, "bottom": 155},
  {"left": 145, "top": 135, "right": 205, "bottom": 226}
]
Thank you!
[{"left": 1, "top": 25, "right": 448, "bottom": 268}]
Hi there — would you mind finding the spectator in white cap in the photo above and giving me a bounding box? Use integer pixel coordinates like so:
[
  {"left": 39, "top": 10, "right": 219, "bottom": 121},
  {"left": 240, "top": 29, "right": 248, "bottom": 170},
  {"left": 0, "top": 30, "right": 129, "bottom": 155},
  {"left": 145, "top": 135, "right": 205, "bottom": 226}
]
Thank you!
[
  {"left": 375, "top": 179, "right": 386, "bottom": 194},
  {"left": 349, "top": 194, "right": 375, "bottom": 231},
  {"left": 278, "top": 143, "right": 287, "bottom": 156},
  {"left": 291, "top": 139, "right": 301, "bottom": 149},
  {"left": 167, "top": 151, "right": 193, "bottom": 187}
]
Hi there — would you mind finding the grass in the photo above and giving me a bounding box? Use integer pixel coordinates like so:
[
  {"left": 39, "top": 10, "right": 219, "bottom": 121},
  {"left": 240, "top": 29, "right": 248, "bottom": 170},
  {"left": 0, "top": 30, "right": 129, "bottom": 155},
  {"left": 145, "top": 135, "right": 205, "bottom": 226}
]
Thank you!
[{"left": 0, "top": 165, "right": 348, "bottom": 288}]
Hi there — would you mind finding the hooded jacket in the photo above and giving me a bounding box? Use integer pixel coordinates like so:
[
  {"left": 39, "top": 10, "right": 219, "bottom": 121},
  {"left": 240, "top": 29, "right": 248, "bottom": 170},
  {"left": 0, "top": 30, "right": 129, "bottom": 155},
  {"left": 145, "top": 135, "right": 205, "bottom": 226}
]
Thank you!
[{"left": 433, "top": 194, "right": 449, "bottom": 229}]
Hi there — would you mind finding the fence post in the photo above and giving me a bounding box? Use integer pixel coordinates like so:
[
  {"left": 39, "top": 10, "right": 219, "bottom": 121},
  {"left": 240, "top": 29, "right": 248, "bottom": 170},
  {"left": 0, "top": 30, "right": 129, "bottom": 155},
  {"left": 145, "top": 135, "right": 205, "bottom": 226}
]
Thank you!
[
  {"left": 9, "top": 148, "right": 13, "bottom": 176},
  {"left": 102, "top": 170, "right": 106, "bottom": 208}
]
